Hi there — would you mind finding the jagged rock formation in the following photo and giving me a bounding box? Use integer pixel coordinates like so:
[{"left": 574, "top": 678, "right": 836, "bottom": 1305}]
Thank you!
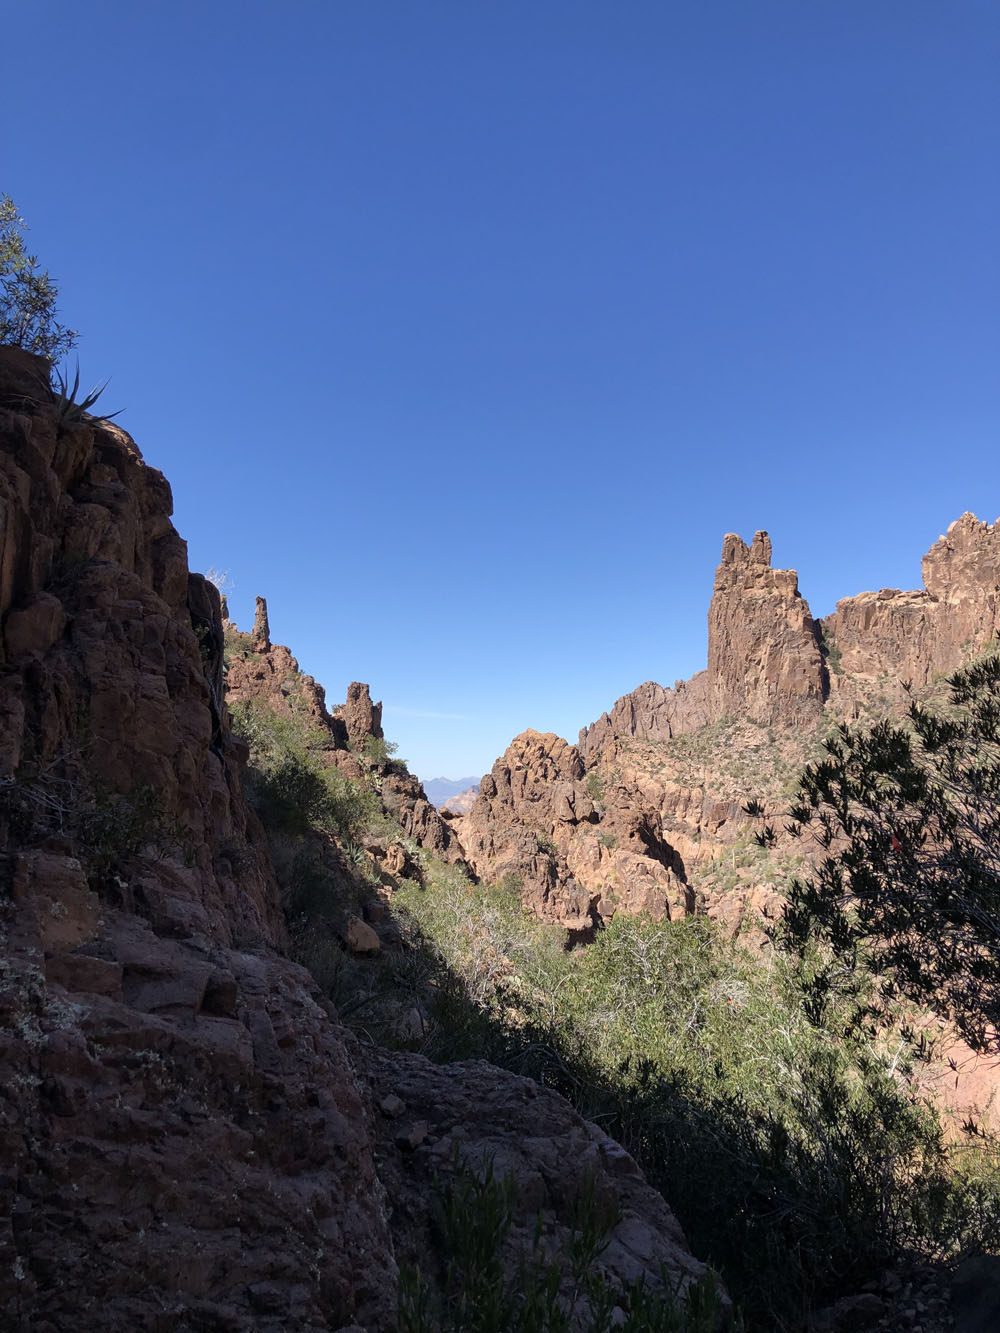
[
  {"left": 0, "top": 348, "right": 718, "bottom": 1326},
  {"left": 583, "top": 515, "right": 1000, "bottom": 756},
  {"left": 224, "top": 616, "right": 463, "bottom": 865},
  {"left": 474, "top": 515, "right": 1000, "bottom": 936},
  {"left": 826, "top": 512, "right": 1000, "bottom": 709},
  {"left": 456, "top": 731, "right": 690, "bottom": 930},
  {"left": 225, "top": 606, "right": 349, "bottom": 744},
  {"left": 251, "top": 593, "right": 270, "bottom": 651},
  {"left": 337, "top": 680, "right": 383, "bottom": 748},
  {"left": 580, "top": 676, "right": 711, "bottom": 756},
  {"left": 708, "top": 530, "right": 825, "bottom": 726}
]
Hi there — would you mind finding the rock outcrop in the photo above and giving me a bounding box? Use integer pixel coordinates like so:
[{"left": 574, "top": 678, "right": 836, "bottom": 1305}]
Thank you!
[
  {"left": 0, "top": 348, "right": 393, "bottom": 1328},
  {"left": 580, "top": 674, "right": 711, "bottom": 756},
  {"left": 224, "top": 615, "right": 464, "bottom": 865},
  {"left": 583, "top": 516, "right": 1000, "bottom": 757},
  {"left": 707, "top": 530, "right": 825, "bottom": 726},
  {"left": 825, "top": 512, "right": 1000, "bottom": 707},
  {"left": 0, "top": 348, "right": 718, "bottom": 1327},
  {"left": 456, "top": 731, "right": 690, "bottom": 930}
]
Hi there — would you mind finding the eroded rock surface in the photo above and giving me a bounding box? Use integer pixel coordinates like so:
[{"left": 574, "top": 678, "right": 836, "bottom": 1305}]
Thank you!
[
  {"left": 0, "top": 349, "right": 393, "bottom": 1328},
  {"left": 456, "top": 730, "right": 690, "bottom": 929},
  {"left": 362, "top": 1048, "right": 725, "bottom": 1317}
]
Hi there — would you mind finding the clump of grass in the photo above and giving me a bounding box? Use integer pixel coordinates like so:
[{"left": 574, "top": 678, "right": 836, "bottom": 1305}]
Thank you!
[{"left": 399, "top": 1154, "right": 729, "bottom": 1332}]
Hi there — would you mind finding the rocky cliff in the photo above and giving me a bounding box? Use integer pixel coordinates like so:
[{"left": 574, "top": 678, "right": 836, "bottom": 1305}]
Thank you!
[
  {"left": 826, "top": 512, "right": 1000, "bottom": 709},
  {"left": 583, "top": 515, "right": 1000, "bottom": 755},
  {"left": 454, "top": 731, "right": 690, "bottom": 934},
  {"left": 0, "top": 348, "right": 718, "bottom": 1328},
  {"left": 468, "top": 515, "right": 1000, "bottom": 935},
  {"left": 223, "top": 605, "right": 464, "bottom": 867}
]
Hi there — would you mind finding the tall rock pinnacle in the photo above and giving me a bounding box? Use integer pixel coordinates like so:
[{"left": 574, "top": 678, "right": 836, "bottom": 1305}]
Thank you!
[
  {"left": 251, "top": 595, "right": 270, "bottom": 651},
  {"left": 707, "top": 530, "right": 825, "bottom": 725}
]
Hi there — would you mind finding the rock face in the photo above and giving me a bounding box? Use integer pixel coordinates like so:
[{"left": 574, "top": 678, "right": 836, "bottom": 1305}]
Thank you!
[
  {"left": 707, "top": 530, "right": 825, "bottom": 726},
  {"left": 492, "top": 516, "right": 1000, "bottom": 937},
  {"left": 580, "top": 674, "right": 711, "bottom": 756},
  {"left": 361, "top": 1048, "right": 724, "bottom": 1316},
  {"left": 337, "top": 680, "right": 384, "bottom": 748},
  {"left": 456, "top": 731, "right": 690, "bottom": 930},
  {"left": 225, "top": 615, "right": 465, "bottom": 865},
  {"left": 0, "top": 349, "right": 393, "bottom": 1328},
  {"left": 0, "top": 349, "right": 717, "bottom": 1327},
  {"left": 825, "top": 512, "right": 1000, "bottom": 706},
  {"left": 582, "top": 516, "right": 1000, "bottom": 756}
]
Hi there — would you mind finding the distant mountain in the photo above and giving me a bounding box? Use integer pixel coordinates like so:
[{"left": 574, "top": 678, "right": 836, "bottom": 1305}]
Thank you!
[
  {"left": 422, "top": 775, "right": 481, "bottom": 807},
  {"left": 441, "top": 785, "right": 479, "bottom": 815}
]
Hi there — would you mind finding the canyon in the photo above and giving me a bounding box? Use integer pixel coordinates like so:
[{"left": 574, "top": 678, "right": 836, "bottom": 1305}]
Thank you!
[
  {"left": 0, "top": 348, "right": 719, "bottom": 1329},
  {"left": 1, "top": 341, "right": 997, "bottom": 1328}
]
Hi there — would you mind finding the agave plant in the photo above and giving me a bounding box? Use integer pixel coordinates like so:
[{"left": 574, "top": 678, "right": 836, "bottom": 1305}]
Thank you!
[{"left": 52, "top": 361, "right": 122, "bottom": 426}]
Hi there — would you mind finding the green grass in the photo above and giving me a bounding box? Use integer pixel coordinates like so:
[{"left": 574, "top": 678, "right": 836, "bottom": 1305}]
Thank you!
[{"left": 400, "top": 1155, "right": 730, "bottom": 1333}]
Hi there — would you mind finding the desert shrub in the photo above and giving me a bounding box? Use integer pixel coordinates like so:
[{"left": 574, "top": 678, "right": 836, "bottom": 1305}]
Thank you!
[
  {"left": 399, "top": 1155, "right": 728, "bottom": 1333},
  {"left": 230, "top": 698, "right": 378, "bottom": 842},
  {"left": 757, "top": 651, "right": 1000, "bottom": 1054},
  {"left": 0, "top": 762, "right": 188, "bottom": 886}
]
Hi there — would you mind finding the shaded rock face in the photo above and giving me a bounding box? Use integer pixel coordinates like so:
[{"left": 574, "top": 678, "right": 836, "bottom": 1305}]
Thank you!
[
  {"left": 0, "top": 349, "right": 393, "bottom": 1328},
  {"left": 361, "top": 1048, "right": 724, "bottom": 1315},
  {"left": 457, "top": 731, "right": 690, "bottom": 929},
  {"left": 0, "top": 346, "right": 721, "bottom": 1328}
]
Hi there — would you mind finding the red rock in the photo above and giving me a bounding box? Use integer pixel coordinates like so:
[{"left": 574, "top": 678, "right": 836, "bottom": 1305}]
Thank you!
[{"left": 457, "top": 730, "right": 690, "bottom": 927}]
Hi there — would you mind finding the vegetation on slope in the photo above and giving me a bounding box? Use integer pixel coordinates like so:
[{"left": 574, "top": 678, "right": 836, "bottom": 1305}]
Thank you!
[{"left": 227, "top": 646, "right": 1000, "bottom": 1331}]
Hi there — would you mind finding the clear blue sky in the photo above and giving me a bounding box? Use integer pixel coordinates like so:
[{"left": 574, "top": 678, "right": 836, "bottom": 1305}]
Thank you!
[{"left": 5, "top": 1, "right": 998, "bottom": 781}]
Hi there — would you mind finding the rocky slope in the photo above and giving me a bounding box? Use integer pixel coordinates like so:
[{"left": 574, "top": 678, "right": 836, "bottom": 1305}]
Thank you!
[
  {"left": 223, "top": 603, "right": 465, "bottom": 867},
  {"left": 454, "top": 731, "right": 690, "bottom": 933},
  {"left": 460, "top": 517, "right": 1000, "bottom": 935},
  {"left": 0, "top": 348, "right": 720, "bottom": 1329}
]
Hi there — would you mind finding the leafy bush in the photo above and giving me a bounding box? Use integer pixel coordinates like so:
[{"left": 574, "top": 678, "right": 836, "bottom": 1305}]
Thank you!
[
  {"left": 756, "top": 652, "right": 1000, "bottom": 1053},
  {"left": 0, "top": 196, "right": 76, "bottom": 358},
  {"left": 392, "top": 875, "right": 1000, "bottom": 1329}
]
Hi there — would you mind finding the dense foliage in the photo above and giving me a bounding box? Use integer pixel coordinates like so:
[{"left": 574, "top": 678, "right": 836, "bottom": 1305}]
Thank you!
[
  {"left": 394, "top": 876, "right": 1000, "bottom": 1329},
  {"left": 756, "top": 652, "right": 1000, "bottom": 1053},
  {"left": 0, "top": 195, "right": 76, "bottom": 358}
]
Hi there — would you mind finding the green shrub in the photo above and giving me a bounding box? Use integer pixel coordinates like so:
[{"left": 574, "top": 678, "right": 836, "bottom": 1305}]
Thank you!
[
  {"left": 0, "top": 195, "right": 77, "bottom": 359},
  {"left": 230, "top": 698, "right": 378, "bottom": 842},
  {"left": 392, "top": 874, "right": 1000, "bottom": 1329}
]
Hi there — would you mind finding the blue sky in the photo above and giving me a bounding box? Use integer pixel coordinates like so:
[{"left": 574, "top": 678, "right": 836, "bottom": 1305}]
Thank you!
[{"left": 4, "top": 1, "right": 998, "bottom": 780}]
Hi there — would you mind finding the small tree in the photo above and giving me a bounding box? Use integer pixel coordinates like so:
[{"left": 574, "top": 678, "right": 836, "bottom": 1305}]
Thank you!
[
  {"left": 0, "top": 195, "right": 77, "bottom": 359},
  {"left": 753, "top": 652, "right": 1000, "bottom": 1053}
]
